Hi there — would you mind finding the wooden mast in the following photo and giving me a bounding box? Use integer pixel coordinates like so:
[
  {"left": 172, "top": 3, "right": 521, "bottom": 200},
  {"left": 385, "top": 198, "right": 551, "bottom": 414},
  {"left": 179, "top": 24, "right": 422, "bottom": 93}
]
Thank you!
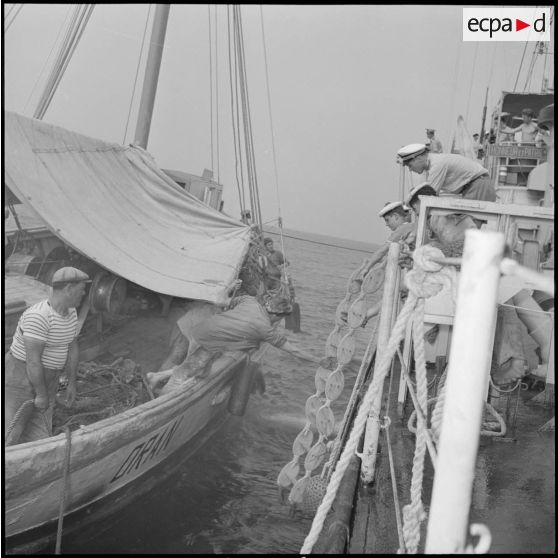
[{"left": 134, "top": 4, "right": 171, "bottom": 149}]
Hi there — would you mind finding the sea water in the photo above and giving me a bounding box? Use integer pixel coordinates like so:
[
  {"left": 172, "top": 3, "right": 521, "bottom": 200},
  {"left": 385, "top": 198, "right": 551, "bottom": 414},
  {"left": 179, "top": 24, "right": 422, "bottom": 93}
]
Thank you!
[{"left": 57, "top": 231, "right": 380, "bottom": 554}]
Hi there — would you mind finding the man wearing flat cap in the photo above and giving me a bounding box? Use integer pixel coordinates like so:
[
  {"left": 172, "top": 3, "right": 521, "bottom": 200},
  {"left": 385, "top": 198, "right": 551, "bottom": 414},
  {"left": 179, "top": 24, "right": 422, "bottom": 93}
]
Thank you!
[
  {"left": 5, "top": 267, "right": 91, "bottom": 445},
  {"left": 425, "top": 128, "right": 443, "bottom": 153},
  {"left": 397, "top": 142, "right": 496, "bottom": 202}
]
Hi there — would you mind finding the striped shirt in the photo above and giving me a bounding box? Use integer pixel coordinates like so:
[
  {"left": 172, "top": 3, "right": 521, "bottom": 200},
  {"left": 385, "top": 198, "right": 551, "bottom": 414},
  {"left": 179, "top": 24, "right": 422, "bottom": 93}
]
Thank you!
[{"left": 10, "top": 300, "right": 78, "bottom": 369}]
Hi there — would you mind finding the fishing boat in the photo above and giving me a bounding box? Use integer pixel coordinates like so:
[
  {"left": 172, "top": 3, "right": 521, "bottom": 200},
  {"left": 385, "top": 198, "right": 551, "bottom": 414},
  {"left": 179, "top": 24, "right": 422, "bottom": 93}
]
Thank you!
[
  {"left": 276, "top": 47, "right": 554, "bottom": 554},
  {"left": 4, "top": 4, "right": 288, "bottom": 553}
]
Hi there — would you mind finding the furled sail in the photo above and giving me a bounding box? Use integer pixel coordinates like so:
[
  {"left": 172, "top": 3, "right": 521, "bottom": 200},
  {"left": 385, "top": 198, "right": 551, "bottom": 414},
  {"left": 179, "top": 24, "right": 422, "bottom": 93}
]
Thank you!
[{"left": 4, "top": 111, "right": 252, "bottom": 304}]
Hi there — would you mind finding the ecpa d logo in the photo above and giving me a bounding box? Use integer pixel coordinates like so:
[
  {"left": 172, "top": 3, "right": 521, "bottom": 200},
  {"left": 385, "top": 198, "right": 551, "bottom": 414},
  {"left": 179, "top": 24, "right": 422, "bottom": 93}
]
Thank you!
[{"left": 463, "top": 7, "right": 551, "bottom": 42}]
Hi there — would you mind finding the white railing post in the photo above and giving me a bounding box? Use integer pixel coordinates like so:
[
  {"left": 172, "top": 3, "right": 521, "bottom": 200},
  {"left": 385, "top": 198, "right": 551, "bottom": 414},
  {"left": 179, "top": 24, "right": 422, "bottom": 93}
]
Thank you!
[
  {"left": 360, "top": 242, "right": 400, "bottom": 483},
  {"left": 425, "top": 229, "right": 505, "bottom": 553}
]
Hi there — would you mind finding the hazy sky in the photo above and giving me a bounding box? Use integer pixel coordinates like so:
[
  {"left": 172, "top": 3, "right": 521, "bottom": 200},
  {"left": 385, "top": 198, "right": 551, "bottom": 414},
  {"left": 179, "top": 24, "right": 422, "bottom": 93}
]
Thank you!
[{"left": 3, "top": 4, "right": 553, "bottom": 243}]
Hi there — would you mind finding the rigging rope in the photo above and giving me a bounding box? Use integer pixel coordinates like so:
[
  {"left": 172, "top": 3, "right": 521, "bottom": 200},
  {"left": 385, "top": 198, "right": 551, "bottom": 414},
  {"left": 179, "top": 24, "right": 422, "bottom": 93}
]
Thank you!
[
  {"left": 123, "top": 5, "right": 152, "bottom": 144},
  {"left": 215, "top": 6, "right": 221, "bottom": 184},
  {"left": 227, "top": 6, "right": 247, "bottom": 216},
  {"left": 259, "top": 5, "right": 288, "bottom": 262},
  {"left": 34, "top": 4, "right": 95, "bottom": 120},
  {"left": 465, "top": 42, "right": 479, "bottom": 124},
  {"left": 512, "top": 41, "right": 529, "bottom": 92},
  {"left": 23, "top": 5, "right": 73, "bottom": 115},
  {"left": 3, "top": 3, "right": 23, "bottom": 32},
  {"left": 209, "top": 5, "right": 214, "bottom": 174}
]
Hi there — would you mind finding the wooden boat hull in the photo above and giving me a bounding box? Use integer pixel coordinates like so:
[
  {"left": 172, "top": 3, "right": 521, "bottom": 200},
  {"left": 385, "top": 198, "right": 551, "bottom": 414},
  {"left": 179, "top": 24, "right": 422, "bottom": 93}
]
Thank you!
[{"left": 4, "top": 351, "right": 248, "bottom": 547}]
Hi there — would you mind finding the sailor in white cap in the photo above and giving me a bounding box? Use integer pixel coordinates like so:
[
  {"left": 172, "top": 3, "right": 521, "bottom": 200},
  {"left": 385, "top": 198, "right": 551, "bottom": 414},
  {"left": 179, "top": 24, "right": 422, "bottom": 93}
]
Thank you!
[
  {"left": 378, "top": 201, "right": 415, "bottom": 242},
  {"left": 5, "top": 266, "right": 90, "bottom": 444},
  {"left": 397, "top": 142, "right": 496, "bottom": 202},
  {"left": 425, "top": 128, "right": 443, "bottom": 153}
]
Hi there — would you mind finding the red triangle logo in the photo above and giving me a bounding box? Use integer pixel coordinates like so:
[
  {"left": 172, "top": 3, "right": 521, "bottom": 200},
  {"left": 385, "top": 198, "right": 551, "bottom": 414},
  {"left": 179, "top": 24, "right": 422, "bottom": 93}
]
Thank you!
[{"left": 516, "top": 19, "right": 530, "bottom": 31}]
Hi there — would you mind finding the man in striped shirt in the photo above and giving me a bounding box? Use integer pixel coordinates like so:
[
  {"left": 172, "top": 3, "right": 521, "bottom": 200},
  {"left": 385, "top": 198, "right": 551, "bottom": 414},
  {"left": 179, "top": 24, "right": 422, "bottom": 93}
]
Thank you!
[{"left": 5, "top": 267, "right": 90, "bottom": 445}]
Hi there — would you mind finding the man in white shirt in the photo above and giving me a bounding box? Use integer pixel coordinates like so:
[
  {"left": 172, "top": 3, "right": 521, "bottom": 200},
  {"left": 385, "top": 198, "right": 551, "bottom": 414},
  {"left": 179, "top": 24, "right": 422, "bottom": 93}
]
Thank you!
[{"left": 397, "top": 143, "right": 496, "bottom": 201}]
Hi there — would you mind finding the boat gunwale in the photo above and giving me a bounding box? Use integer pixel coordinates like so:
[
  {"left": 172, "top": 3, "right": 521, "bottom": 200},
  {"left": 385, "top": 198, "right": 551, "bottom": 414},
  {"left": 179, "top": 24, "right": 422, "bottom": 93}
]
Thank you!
[{"left": 4, "top": 351, "right": 248, "bottom": 488}]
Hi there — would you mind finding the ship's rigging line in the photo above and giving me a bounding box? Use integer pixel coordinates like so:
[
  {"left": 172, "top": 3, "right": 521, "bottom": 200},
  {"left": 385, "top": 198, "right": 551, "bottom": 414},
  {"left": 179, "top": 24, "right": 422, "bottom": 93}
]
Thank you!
[
  {"left": 209, "top": 5, "right": 221, "bottom": 184},
  {"left": 123, "top": 5, "right": 152, "bottom": 144},
  {"left": 259, "top": 6, "right": 288, "bottom": 263},
  {"left": 4, "top": 3, "right": 24, "bottom": 32},
  {"left": 235, "top": 5, "right": 263, "bottom": 228},
  {"left": 23, "top": 5, "right": 73, "bottom": 115},
  {"left": 512, "top": 41, "right": 529, "bottom": 92},
  {"left": 209, "top": 5, "right": 215, "bottom": 176},
  {"left": 34, "top": 4, "right": 95, "bottom": 120},
  {"left": 227, "top": 7, "right": 247, "bottom": 218}
]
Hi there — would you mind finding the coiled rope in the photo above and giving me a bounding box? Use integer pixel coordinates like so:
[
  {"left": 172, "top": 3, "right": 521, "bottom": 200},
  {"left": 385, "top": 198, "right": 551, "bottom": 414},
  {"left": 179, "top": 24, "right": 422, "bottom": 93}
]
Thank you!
[{"left": 300, "top": 245, "right": 452, "bottom": 554}]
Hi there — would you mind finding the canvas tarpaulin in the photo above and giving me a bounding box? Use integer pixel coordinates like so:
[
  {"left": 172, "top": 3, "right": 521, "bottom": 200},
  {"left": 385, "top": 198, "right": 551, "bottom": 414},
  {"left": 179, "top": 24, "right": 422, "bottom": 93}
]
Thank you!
[{"left": 4, "top": 111, "right": 252, "bottom": 305}]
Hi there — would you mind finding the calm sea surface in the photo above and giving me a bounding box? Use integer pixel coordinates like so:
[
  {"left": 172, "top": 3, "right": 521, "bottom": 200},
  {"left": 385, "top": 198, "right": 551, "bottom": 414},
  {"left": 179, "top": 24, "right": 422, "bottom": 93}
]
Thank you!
[{"left": 56, "top": 231, "right": 380, "bottom": 555}]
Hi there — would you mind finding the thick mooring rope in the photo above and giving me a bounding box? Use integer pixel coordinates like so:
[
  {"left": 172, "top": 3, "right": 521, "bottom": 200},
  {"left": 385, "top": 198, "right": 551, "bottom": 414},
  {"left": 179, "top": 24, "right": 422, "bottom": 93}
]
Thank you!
[{"left": 401, "top": 300, "right": 429, "bottom": 554}]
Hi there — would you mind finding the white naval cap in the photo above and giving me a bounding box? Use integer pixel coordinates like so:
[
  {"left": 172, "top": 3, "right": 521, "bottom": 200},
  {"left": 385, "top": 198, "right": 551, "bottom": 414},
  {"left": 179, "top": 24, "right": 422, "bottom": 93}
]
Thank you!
[
  {"left": 405, "top": 181, "right": 437, "bottom": 206},
  {"left": 397, "top": 143, "right": 428, "bottom": 163},
  {"left": 378, "top": 201, "right": 406, "bottom": 217}
]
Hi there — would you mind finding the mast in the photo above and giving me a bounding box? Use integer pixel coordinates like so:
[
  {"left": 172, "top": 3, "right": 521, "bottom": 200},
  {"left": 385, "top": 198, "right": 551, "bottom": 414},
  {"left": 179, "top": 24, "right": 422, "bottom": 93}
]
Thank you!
[
  {"left": 134, "top": 4, "right": 171, "bottom": 149},
  {"left": 479, "top": 86, "right": 488, "bottom": 140}
]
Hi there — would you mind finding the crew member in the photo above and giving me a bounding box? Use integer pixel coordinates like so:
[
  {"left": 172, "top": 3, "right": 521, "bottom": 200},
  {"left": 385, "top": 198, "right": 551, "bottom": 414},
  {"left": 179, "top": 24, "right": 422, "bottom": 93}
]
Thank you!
[
  {"left": 425, "top": 128, "right": 443, "bottom": 153},
  {"left": 397, "top": 143, "right": 496, "bottom": 201},
  {"left": 148, "top": 292, "right": 321, "bottom": 394},
  {"left": 5, "top": 267, "right": 90, "bottom": 444}
]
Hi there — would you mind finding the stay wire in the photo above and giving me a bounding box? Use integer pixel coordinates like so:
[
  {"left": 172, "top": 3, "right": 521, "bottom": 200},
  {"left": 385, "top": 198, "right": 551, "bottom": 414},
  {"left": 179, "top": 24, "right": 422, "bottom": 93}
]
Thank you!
[
  {"left": 215, "top": 6, "right": 220, "bottom": 184},
  {"left": 208, "top": 5, "right": 214, "bottom": 173},
  {"left": 227, "top": 6, "right": 246, "bottom": 215},
  {"left": 513, "top": 40, "right": 529, "bottom": 92},
  {"left": 123, "top": 4, "right": 152, "bottom": 144},
  {"left": 236, "top": 6, "right": 262, "bottom": 226},
  {"left": 23, "top": 5, "right": 73, "bottom": 115},
  {"left": 259, "top": 5, "right": 288, "bottom": 261},
  {"left": 4, "top": 3, "right": 23, "bottom": 32},
  {"left": 465, "top": 42, "right": 479, "bottom": 123},
  {"left": 232, "top": 7, "right": 250, "bottom": 218}
]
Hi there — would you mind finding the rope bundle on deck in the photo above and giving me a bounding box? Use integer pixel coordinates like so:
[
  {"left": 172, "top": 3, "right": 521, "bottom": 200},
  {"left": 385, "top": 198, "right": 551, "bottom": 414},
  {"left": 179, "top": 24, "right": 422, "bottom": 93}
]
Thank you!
[{"left": 53, "top": 357, "right": 151, "bottom": 435}]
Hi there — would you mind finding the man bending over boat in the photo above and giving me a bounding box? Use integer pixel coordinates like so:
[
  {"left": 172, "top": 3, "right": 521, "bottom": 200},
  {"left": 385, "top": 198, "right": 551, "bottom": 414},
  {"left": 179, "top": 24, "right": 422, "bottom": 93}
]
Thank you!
[
  {"left": 4, "top": 267, "right": 90, "bottom": 445},
  {"left": 397, "top": 143, "right": 496, "bottom": 201},
  {"left": 147, "top": 292, "right": 321, "bottom": 395}
]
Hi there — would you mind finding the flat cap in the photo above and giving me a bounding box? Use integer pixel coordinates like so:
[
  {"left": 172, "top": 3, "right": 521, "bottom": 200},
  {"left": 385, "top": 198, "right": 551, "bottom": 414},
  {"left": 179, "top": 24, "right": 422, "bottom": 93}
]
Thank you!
[
  {"left": 405, "top": 182, "right": 437, "bottom": 206},
  {"left": 378, "top": 201, "right": 405, "bottom": 217},
  {"left": 51, "top": 266, "right": 91, "bottom": 286},
  {"left": 397, "top": 143, "right": 428, "bottom": 163},
  {"left": 537, "top": 104, "right": 553, "bottom": 131}
]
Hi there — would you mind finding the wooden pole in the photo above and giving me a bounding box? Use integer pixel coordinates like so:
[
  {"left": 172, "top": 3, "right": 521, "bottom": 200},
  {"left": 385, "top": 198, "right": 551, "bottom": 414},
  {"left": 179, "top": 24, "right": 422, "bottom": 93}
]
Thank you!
[
  {"left": 134, "top": 4, "right": 171, "bottom": 149},
  {"left": 425, "top": 230, "right": 505, "bottom": 553},
  {"left": 360, "top": 242, "right": 400, "bottom": 484}
]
